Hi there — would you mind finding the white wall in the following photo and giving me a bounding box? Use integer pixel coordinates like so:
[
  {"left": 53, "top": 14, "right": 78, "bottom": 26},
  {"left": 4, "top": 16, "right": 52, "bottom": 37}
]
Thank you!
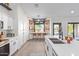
[{"left": 17, "top": 5, "right": 29, "bottom": 49}]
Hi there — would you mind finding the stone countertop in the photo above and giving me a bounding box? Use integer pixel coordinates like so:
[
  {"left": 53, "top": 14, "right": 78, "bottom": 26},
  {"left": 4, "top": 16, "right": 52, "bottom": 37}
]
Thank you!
[
  {"left": 0, "top": 37, "right": 16, "bottom": 47},
  {"left": 0, "top": 39, "right": 9, "bottom": 47},
  {"left": 46, "top": 36, "right": 79, "bottom": 56}
]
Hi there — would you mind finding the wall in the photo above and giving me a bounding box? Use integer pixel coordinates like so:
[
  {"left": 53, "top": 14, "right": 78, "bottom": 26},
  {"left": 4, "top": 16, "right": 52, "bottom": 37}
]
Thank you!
[{"left": 17, "top": 5, "right": 29, "bottom": 49}]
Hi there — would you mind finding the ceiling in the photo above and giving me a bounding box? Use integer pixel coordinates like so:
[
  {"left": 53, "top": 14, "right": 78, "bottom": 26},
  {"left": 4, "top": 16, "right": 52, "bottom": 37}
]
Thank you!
[{"left": 18, "top": 3, "right": 79, "bottom": 17}]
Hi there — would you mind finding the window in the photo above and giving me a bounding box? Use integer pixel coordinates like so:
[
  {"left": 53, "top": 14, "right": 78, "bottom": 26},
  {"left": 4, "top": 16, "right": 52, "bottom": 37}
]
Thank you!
[{"left": 35, "top": 22, "right": 44, "bottom": 32}]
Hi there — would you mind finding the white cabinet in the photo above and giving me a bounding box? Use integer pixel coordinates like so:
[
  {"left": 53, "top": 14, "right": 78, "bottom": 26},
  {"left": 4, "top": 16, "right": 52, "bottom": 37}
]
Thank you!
[
  {"left": 0, "top": 7, "right": 8, "bottom": 29},
  {"left": 45, "top": 38, "right": 57, "bottom": 56},
  {"left": 45, "top": 40, "right": 53, "bottom": 56},
  {"left": 7, "top": 16, "right": 13, "bottom": 29},
  {"left": 0, "top": 6, "right": 13, "bottom": 30},
  {"left": 9, "top": 37, "right": 17, "bottom": 56}
]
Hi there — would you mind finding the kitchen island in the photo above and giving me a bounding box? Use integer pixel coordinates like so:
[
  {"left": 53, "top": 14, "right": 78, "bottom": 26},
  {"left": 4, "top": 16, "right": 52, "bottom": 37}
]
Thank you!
[{"left": 45, "top": 35, "right": 79, "bottom": 56}]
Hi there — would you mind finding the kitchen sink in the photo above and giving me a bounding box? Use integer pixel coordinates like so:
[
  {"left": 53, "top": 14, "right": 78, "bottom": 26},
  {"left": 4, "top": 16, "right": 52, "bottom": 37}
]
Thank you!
[{"left": 49, "top": 38, "right": 65, "bottom": 44}]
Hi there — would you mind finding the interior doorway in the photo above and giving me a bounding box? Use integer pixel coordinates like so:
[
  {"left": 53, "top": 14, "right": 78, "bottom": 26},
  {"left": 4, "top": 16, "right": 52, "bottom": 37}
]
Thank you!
[{"left": 53, "top": 23, "right": 63, "bottom": 40}]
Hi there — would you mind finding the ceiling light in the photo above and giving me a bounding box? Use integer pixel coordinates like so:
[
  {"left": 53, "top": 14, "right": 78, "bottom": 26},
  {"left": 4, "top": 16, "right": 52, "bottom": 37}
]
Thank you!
[
  {"left": 70, "top": 10, "right": 75, "bottom": 14},
  {"left": 34, "top": 4, "right": 39, "bottom": 8}
]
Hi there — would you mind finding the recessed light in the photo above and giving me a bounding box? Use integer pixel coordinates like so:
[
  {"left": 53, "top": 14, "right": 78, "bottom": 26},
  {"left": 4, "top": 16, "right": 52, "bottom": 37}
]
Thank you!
[
  {"left": 70, "top": 10, "right": 75, "bottom": 14},
  {"left": 34, "top": 4, "right": 39, "bottom": 8}
]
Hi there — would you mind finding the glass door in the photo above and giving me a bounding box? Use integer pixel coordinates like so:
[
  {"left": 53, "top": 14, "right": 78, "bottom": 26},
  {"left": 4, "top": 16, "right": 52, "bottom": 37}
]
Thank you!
[
  {"left": 75, "top": 24, "right": 79, "bottom": 38},
  {"left": 53, "top": 23, "right": 63, "bottom": 39},
  {"left": 67, "top": 24, "right": 74, "bottom": 38}
]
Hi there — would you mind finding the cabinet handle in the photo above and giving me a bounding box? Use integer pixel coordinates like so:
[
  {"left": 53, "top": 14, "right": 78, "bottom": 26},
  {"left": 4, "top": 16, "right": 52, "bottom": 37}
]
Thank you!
[{"left": 47, "top": 46, "right": 49, "bottom": 51}]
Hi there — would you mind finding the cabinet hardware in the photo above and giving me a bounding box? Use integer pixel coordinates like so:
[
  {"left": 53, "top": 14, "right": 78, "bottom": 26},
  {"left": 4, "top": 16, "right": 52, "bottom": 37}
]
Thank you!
[{"left": 47, "top": 46, "right": 49, "bottom": 51}]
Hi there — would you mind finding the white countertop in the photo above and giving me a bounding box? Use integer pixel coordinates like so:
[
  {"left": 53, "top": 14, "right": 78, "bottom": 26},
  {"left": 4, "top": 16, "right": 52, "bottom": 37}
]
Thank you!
[
  {"left": 0, "top": 37, "right": 16, "bottom": 47},
  {"left": 46, "top": 36, "right": 79, "bottom": 56}
]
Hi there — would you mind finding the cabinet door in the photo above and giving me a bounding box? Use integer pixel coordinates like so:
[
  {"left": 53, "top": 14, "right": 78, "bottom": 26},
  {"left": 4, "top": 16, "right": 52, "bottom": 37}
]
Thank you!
[
  {"left": 10, "top": 39, "right": 15, "bottom": 55},
  {"left": 9, "top": 38, "right": 17, "bottom": 55},
  {"left": 45, "top": 39, "right": 52, "bottom": 56},
  {"left": 14, "top": 39, "right": 17, "bottom": 52},
  {"left": 7, "top": 17, "right": 13, "bottom": 29},
  {"left": 52, "top": 48, "right": 58, "bottom": 56},
  {"left": 2, "top": 14, "right": 8, "bottom": 29}
]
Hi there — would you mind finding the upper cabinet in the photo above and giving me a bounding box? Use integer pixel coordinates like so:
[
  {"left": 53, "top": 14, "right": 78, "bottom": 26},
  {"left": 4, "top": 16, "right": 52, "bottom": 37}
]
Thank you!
[
  {"left": 45, "top": 18, "right": 50, "bottom": 33},
  {"left": 29, "top": 19, "right": 34, "bottom": 32},
  {"left": 0, "top": 4, "right": 13, "bottom": 30}
]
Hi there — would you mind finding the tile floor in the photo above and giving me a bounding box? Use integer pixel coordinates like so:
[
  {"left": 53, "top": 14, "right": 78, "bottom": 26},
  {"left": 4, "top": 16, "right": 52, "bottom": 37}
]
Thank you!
[{"left": 14, "top": 39, "right": 46, "bottom": 56}]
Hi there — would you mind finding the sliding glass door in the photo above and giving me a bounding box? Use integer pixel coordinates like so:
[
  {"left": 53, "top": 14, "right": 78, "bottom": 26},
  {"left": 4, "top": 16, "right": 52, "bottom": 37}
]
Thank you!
[
  {"left": 67, "top": 24, "right": 74, "bottom": 38},
  {"left": 75, "top": 24, "right": 79, "bottom": 38},
  {"left": 67, "top": 23, "right": 79, "bottom": 39}
]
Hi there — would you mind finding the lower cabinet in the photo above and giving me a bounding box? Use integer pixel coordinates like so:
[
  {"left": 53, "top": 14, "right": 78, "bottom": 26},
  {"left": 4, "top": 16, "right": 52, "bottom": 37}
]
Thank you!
[
  {"left": 52, "top": 48, "right": 58, "bottom": 56},
  {"left": 9, "top": 38, "right": 17, "bottom": 56},
  {"left": 45, "top": 39, "right": 57, "bottom": 56},
  {"left": 46, "top": 44, "right": 57, "bottom": 56},
  {"left": 0, "top": 43, "right": 9, "bottom": 56},
  {"left": 45, "top": 40, "right": 53, "bottom": 56}
]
